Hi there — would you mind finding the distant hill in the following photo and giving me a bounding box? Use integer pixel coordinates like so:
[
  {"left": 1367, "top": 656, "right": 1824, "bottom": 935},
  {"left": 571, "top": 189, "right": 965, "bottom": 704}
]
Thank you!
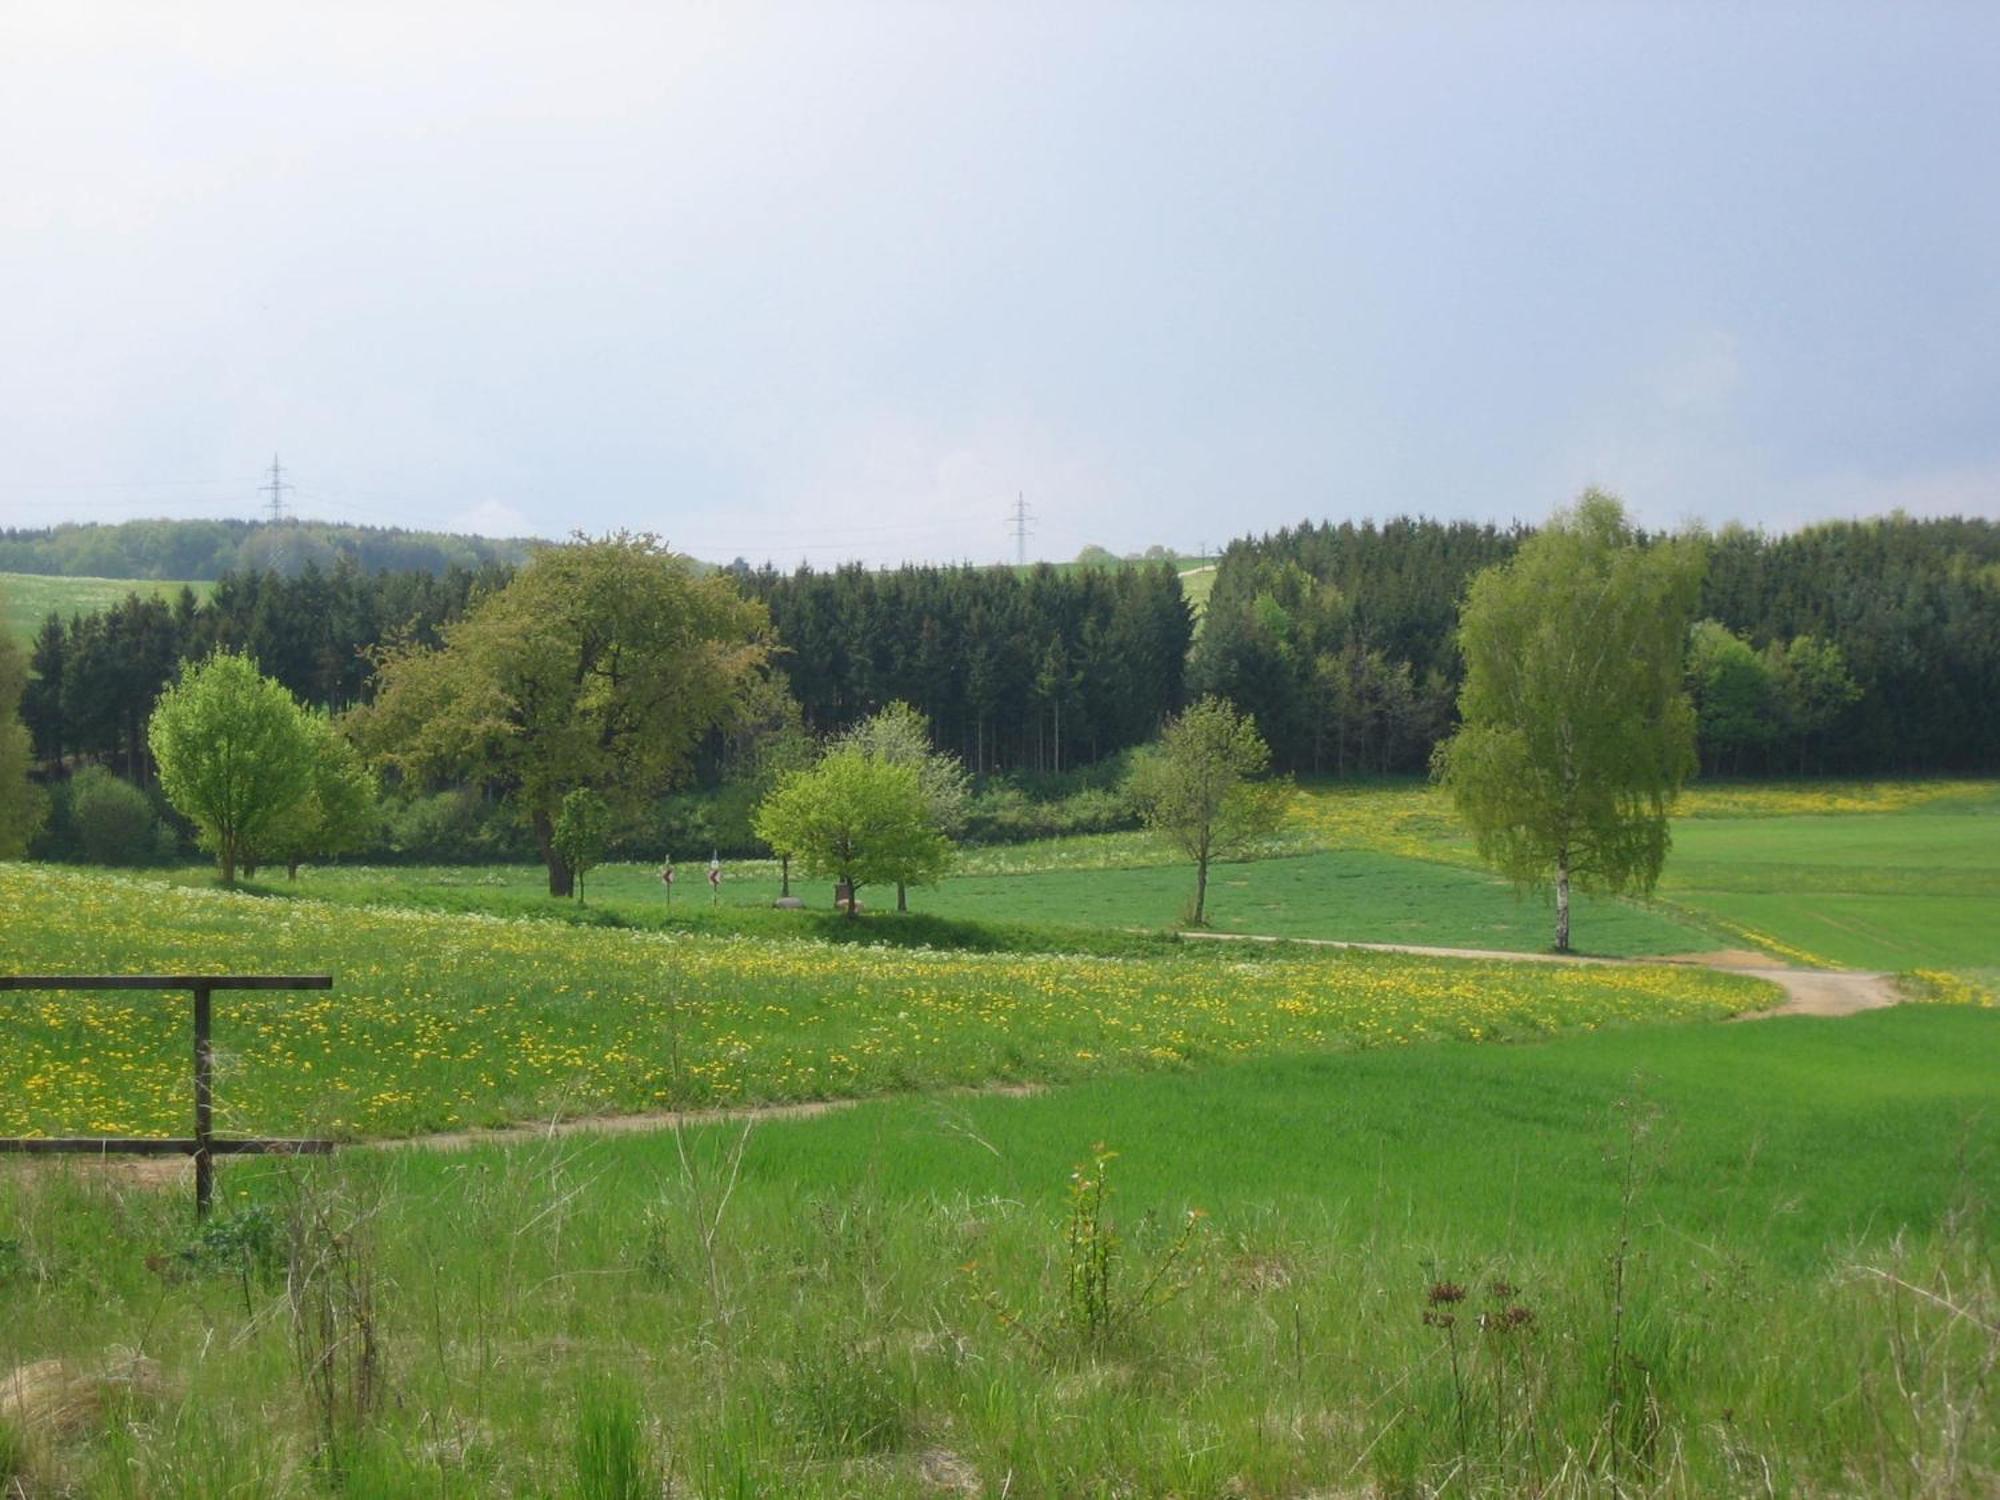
[
  {"left": 0, "top": 517, "right": 540, "bottom": 581},
  {"left": 0, "top": 571, "right": 212, "bottom": 644}
]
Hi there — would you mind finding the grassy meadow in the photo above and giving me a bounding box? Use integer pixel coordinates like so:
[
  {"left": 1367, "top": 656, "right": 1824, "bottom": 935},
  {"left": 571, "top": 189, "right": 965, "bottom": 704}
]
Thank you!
[
  {"left": 0, "top": 864, "right": 1765, "bottom": 1140},
  {"left": 3, "top": 780, "right": 1997, "bottom": 1495},
  {"left": 0, "top": 571, "right": 209, "bottom": 643},
  {"left": 2, "top": 1008, "right": 1995, "bottom": 1496},
  {"left": 229, "top": 776, "right": 2000, "bottom": 975}
]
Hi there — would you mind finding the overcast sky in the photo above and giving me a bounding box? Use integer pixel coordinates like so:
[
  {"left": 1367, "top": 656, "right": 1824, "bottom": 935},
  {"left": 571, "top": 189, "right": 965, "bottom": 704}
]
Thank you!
[{"left": 3, "top": 3, "right": 1996, "bottom": 566}]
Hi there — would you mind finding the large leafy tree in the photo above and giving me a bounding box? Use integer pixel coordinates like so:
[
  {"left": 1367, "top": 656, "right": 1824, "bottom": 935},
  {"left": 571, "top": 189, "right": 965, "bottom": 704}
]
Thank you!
[
  {"left": 753, "top": 749, "right": 950, "bottom": 919},
  {"left": 832, "top": 700, "right": 970, "bottom": 911},
  {"left": 1434, "top": 492, "right": 1704, "bottom": 953},
  {"left": 1130, "top": 695, "right": 1287, "bottom": 926},
  {"left": 1767, "top": 634, "right": 1861, "bottom": 774},
  {"left": 355, "top": 534, "right": 770, "bottom": 895},
  {"left": 148, "top": 649, "right": 317, "bottom": 884}
]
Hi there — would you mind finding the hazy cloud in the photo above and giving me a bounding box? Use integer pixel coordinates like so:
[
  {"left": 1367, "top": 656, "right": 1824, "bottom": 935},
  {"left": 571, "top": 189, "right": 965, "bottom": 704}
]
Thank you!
[{"left": 4, "top": 2, "right": 1995, "bottom": 561}]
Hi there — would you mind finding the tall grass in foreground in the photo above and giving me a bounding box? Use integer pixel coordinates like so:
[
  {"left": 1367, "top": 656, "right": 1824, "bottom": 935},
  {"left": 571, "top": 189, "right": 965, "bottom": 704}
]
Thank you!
[
  {"left": 0, "top": 1135, "right": 1991, "bottom": 1497},
  {"left": 4, "top": 1010, "right": 1996, "bottom": 1498}
]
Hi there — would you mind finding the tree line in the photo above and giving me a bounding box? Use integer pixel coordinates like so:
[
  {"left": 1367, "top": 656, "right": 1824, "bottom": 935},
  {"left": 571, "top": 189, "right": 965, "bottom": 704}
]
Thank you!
[
  {"left": 744, "top": 560, "right": 1195, "bottom": 774},
  {"left": 11, "top": 512, "right": 2000, "bottom": 839},
  {"left": 1194, "top": 513, "right": 2000, "bottom": 776},
  {"left": 0, "top": 517, "right": 535, "bottom": 580},
  {"left": 21, "top": 561, "right": 507, "bottom": 779}
]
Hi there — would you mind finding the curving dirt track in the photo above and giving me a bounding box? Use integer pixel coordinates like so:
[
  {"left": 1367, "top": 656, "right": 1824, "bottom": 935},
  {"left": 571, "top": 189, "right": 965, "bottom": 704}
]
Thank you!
[{"left": 1173, "top": 930, "right": 1902, "bottom": 1020}]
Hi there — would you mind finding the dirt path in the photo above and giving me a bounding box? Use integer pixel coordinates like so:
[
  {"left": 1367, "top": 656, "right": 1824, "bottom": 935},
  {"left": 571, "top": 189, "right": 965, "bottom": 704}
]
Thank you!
[
  {"left": 7, "top": 1085, "right": 1045, "bottom": 1188},
  {"left": 1174, "top": 929, "right": 1902, "bottom": 1019},
  {"left": 386, "top": 1082, "right": 1041, "bottom": 1154}
]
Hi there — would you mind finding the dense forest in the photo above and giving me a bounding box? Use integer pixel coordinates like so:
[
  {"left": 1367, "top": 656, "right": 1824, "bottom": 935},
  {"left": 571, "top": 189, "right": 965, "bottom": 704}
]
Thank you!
[
  {"left": 19, "top": 557, "right": 1193, "bottom": 785},
  {"left": 0, "top": 518, "right": 537, "bottom": 579},
  {"left": 1190, "top": 518, "right": 1525, "bottom": 775},
  {"left": 1699, "top": 519, "right": 2000, "bottom": 773},
  {"left": 1192, "top": 513, "right": 2000, "bottom": 776},
  {"left": 21, "top": 561, "right": 507, "bottom": 781},
  {"left": 15, "top": 514, "right": 2000, "bottom": 823},
  {"left": 746, "top": 561, "right": 1194, "bottom": 774}
]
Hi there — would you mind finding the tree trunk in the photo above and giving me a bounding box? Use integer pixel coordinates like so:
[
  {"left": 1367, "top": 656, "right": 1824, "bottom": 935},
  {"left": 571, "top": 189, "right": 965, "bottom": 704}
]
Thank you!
[
  {"left": 781, "top": 854, "right": 791, "bottom": 898},
  {"left": 897, "top": 881, "right": 907, "bottom": 912},
  {"left": 287, "top": 860, "right": 300, "bottom": 880},
  {"left": 1192, "top": 849, "right": 1209, "bottom": 926},
  {"left": 533, "top": 807, "right": 574, "bottom": 897},
  {"left": 1554, "top": 849, "right": 1572, "bottom": 954},
  {"left": 220, "top": 840, "right": 237, "bottom": 886}
]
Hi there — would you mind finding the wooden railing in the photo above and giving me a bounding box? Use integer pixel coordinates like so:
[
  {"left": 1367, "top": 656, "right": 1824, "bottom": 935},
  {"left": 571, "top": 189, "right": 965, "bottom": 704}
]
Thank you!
[{"left": 0, "top": 975, "right": 335, "bottom": 1216}]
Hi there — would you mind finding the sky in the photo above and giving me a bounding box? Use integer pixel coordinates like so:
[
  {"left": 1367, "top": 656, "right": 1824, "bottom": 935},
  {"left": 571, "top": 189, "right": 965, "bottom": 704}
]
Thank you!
[{"left": 2, "top": 2, "right": 1996, "bottom": 567}]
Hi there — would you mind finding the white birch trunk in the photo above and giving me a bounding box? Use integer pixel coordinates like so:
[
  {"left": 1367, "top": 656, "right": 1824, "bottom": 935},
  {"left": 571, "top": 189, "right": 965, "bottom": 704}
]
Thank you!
[{"left": 1554, "top": 850, "right": 1572, "bottom": 953}]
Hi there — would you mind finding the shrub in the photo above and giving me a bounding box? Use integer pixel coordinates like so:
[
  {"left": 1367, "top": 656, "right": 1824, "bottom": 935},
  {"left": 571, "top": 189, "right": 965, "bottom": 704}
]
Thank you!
[
  {"left": 962, "top": 780, "right": 1139, "bottom": 843},
  {"left": 381, "top": 789, "right": 534, "bottom": 863},
  {"left": 70, "top": 767, "right": 159, "bottom": 865}
]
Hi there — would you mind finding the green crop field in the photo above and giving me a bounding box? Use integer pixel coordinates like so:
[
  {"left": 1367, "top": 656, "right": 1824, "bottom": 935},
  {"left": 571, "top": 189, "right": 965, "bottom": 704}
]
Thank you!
[
  {"left": 240, "top": 777, "right": 2000, "bottom": 975},
  {"left": 1177, "top": 560, "right": 1216, "bottom": 619},
  {"left": 0, "top": 570, "right": 208, "bottom": 642},
  {"left": 1659, "top": 802, "right": 2000, "bottom": 970}
]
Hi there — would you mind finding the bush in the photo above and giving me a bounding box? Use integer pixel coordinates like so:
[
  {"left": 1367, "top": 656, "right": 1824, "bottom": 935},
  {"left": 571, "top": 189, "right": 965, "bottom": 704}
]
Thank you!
[
  {"left": 381, "top": 789, "right": 535, "bottom": 863},
  {"left": 70, "top": 767, "right": 160, "bottom": 865},
  {"left": 963, "top": 777, "right": 1139, "bottom": 844}
]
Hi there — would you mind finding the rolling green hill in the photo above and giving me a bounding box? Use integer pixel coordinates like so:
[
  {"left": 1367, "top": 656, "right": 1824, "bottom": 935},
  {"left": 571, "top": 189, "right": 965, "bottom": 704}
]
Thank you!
[{"left": 0, "top": 570, "right": 210, "bottom": 644}]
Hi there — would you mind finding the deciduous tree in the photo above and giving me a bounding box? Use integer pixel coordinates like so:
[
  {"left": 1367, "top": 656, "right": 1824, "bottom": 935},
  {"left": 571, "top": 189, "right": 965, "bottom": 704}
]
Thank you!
[
  {"left": 552, "top": 787, "right": 612, "bottom": 903},
  {"left": 354, "top": 534, "right": 770, "bottom": 895},
  {"left": 1434, "top": 492, "right": 1704, "bottom": 952},
  {"left": 148, "top": 649, "right": 316, "bottom": 884},
  {"left": 1130, "top": 696, "right": 1287, "bottom": 926},
  {"left": 832, "top": 700, "right": 970, "bottom": 911},
  {"left": 753, "top": 750, "right": 950, "bottom": 919},
  {"left": 257, "top": 713, "right": 380, "bottom": 879},
  {"left": 1686, "top": 620, "right": 1777, "bottom": 774}
]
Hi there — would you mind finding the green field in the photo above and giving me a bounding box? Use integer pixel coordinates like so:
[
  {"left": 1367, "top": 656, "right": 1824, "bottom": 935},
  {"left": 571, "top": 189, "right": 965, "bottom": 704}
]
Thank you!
[
  {"left": 0, "top": 570, "right": 208, "bottom": 642},
  {"left": 212, "top": 849, "right": 1714, "bottom": 958},
  {"left": 4, "top": 784, "right": 1997, "bottom": 1494},
  {"left": 1177, "top": 561, "right": 1216, "bottom": 619},
  {"left": 246, "top": 778, "right": 2000, "bottom": 974},
  {"left": 4, "top": 1009, "right": 1994, "bottom": 1495},
  {"left": 1660, "top": 802, "right": 2000, "bottom": 970},
  {"left": 0, "top": 864, "right": 1765, "bottom": 1140}
]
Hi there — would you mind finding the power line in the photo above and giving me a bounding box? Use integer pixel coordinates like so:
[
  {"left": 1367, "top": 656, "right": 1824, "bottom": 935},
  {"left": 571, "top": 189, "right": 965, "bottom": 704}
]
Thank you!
[
  {"left": 260, "top": 454, "right": 294, "bottom": 523},
  {"left": 1008, "top": 491, "right": 1034, "bottom": 566}
]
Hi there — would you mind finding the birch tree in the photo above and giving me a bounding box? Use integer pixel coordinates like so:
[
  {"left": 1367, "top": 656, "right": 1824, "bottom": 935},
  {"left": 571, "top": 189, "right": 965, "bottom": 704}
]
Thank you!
[{"left": 1433, "top": 492, "right": 1703, "bottom": 953}]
